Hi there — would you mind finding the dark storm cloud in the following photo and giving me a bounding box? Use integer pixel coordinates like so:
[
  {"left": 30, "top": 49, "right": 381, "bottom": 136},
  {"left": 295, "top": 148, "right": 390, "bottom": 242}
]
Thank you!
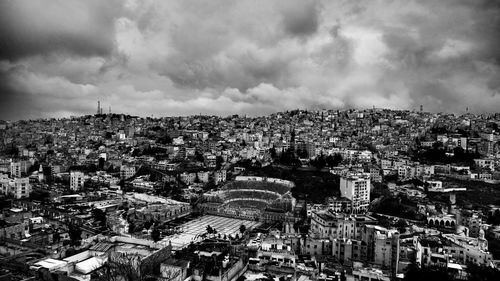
[
  {"left": 158, "top": 53, "right": 292, "bottom": 92},
  {"left": 0, "top": 0, "right": 122, "bottom": 61},
  {"left": 1, "top": 0, "right": 500, "bottom": 120},
  {"left": 0, "top": 63, "right": 97, "bottom": 120},
  {"left": 280, "top": 0, "right": 320, "bottom": 37}
]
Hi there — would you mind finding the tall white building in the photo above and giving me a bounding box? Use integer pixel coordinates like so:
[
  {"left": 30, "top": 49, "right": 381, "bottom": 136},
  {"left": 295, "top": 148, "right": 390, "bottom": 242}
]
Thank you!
[
  {"left": 340, "top": 173, "right": 371, "bottom": 211},
  {"left": 10, "top": 161, "right": 22, "bottom": 178},
  {"left": 70, "top": 171, "right": 85, "bottom": 191}
]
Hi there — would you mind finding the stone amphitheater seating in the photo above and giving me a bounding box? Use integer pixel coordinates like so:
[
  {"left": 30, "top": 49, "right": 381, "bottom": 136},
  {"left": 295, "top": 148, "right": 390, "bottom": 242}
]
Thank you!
[{"left": 222, "top": 180, "right": 290, "bottom": 195}]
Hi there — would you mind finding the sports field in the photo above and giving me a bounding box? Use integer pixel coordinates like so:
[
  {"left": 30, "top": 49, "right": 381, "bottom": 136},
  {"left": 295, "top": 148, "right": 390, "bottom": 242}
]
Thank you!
[{"left": 161, "top": 215, "right": 260, "bottom": 249}]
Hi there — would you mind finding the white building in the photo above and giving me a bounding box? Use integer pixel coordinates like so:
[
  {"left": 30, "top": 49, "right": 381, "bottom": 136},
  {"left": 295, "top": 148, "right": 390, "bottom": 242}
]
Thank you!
[
  {"left": 474, "top": 158, "right": 495, "bottom": 171},
  {"left": 214, "top": 170, "right": 227, "bottom": 185},
  {"left": 340, "top": 173, "right": 371, "bottom": 211},
  {"left": 196, "top": 171, "right": 210, "bottom": 183},
  {"left": 10, "top": 161, "right": 22, "bottom": 178},
  {"left": 70, "top": 171, "right": 85, "bottom": 191},
  {"left": 120, "top": 165, "right": 136, "bottom": 180},
  {"left": 425, "top": 180, "right": 443, "bottom": 191},
  {"left": 0, "top": 177, "right": 31, "bottom": 199}
]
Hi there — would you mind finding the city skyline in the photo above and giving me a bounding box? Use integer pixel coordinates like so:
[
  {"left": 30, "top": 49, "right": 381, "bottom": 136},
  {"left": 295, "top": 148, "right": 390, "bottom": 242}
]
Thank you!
[{"left": 1, "top": 0, "right": 500, "bottom": 120}]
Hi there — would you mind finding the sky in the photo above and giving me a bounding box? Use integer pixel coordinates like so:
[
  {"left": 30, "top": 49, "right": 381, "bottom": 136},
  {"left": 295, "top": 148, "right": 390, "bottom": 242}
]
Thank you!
[{"left": 1, "top": 0, "right": 500, "bottom": 120}]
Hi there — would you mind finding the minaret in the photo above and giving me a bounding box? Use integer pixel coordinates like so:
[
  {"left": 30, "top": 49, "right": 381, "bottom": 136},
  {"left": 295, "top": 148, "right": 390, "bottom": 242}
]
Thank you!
[{"left": 38, "top": 164, "right": 44, "bottom": 182}]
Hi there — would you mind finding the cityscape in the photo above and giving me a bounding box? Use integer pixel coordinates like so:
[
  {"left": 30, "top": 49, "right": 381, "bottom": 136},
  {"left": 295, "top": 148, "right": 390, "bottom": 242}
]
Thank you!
[
  {"left": 1, "top": 0, "right": 500, "bottom": 280},
  {"left": 1, "top": 107, "right": 500, "bottom": 281}
]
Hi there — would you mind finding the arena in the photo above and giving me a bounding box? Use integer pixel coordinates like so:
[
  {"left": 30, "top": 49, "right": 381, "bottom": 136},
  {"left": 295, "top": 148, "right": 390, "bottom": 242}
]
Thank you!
[{"left": 200, "top": 176, "right": 297, "bottom": 221}]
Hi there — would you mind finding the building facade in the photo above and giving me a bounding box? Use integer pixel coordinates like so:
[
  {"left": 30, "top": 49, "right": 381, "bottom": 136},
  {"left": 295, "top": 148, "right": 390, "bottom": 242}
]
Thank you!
[{"left": 339, "top": 174, "right": 371, "bottom": 211}]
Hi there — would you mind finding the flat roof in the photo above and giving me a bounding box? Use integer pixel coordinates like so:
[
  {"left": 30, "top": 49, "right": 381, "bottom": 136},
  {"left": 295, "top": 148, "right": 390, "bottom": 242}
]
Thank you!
[
  {"left": 34, "top": 258, "right": 68, "bottom": 270},
  {"left": 75, "top": 257, "right": 106, "bottom": 274}
]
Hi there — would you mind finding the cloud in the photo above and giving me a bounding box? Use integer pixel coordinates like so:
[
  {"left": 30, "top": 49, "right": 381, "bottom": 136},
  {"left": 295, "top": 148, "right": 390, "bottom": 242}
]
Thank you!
[
  {"left": 0, "top": 0, "right": 123, "bottom": 61},
  {"left": 280, "top": 0, "right": 320, "bottom": 37},
  {"left": 0, "top": 0, "right": 500, "bottom": 120}
]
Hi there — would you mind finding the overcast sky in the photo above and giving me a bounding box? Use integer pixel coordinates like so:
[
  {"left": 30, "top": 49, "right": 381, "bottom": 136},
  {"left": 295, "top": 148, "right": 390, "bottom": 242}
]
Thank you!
[{"left": 1, "top": 0, "right": 500, "bottom": 120}]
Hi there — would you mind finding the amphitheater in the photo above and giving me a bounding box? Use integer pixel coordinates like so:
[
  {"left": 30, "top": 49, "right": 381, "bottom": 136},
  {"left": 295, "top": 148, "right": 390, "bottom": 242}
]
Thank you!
[{"left": 201, "top": 176, "right": 296, "bottom": 221}]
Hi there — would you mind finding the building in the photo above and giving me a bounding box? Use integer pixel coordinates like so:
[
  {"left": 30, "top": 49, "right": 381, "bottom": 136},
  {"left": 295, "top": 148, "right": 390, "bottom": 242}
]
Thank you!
[
  {"left": 326, "top": 197, "right": 353, "bottom": 213},
  {"left": 120, "top": 165, "right": 136, "bottom": 180},
  {"left": 310, "top": 210, "right": 377, "bottom": 240},
  {"left": 180, "top": 172, "right": 196, "bottom": 185},
  {"left": 474, "top": 158, "right": 495, "bottom": 171},
  {"left": 0, "top": 221, "right": 28, "bottom": 240},
  {"left": 332, "top": 238, "right": 367, "bottom": 263},
  {"left": 70, "top": 171, "right": 85, "bottom": 191},
  {"left": 352, "top": 268, "right": 390, "bottom": 281},
  {"left": 214, "top": 169, "right": 227, "bottom": 185},
  {"left": 302, "top": 237, "right": 331, "bottom": 256},
  {"left": 0, "top": 177, "right": 31, "bottom": 199},
  {"left": 339, "top": 174, "right": 371, "bottom": 211},
  {"left": 361, "top": 225, "right": 400, "bottom": 272},
  {"left": 10, "top": 161, "right": 22, "bottom": 178},
  {"left": 204, "top": 155, "right": 217, "bottom": 169},
  {"left": 196, "top": 171, "right": 210, "bottom": 183}
]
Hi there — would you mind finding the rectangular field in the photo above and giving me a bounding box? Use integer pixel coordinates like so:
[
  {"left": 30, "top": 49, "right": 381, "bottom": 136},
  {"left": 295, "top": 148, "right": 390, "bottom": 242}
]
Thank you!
[{"left": 161, "top": 215, "right": 260, "bottom": 249}]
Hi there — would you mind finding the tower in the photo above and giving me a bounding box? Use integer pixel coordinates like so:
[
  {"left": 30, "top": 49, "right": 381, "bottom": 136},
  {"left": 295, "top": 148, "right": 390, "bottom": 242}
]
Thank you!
[
  {"left": 70, "top": 171, "right": 85, "bottom": 191},
  {"left": 97, "top": 101, "right": 101, "bottom": 115},
  {"left": 340, "top": 174, "right": 371, "bottom": 212},
  {"left": 420, "top": 105, "right": 423, "bottom": 113}
]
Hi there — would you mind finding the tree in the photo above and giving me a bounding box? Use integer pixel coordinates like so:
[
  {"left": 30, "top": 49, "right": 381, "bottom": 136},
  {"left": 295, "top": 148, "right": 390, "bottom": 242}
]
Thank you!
[
  {"left": 92, "top": 208, "right": 107, "bottom": 228},
  {"left": 68, "top": 223, "right": 82, "bottom": 246},
  {"left": 378, "top": 217, "right": 391, "bottom": 229},
  {"left": 52, "top": 230, "right": 60, "bottom": 243},
  {"left": 487, "top": 209, "right": 500, "bottom": 225},
  {"left": 395, "top": 219, "right": 408, "bottom": 233},
  {"left": 467, "top": 263, "right": 500, "bottom": 281},
  {"left": 297, "top": 148, "right": 308, "bottom": 159},
  {"left": 128, "top": 222, "right": 136, "bottom": 234},
  {"left": 30, "top": 189, "right": 50, "bottom": 202},
  {"left": 279, "top": 148, "right": 300, "bottom": 166},
  {"left": 144, "top": 219, "right": 155, "bottom": 230},
  {"left": 195, "top": 151, "right": 204, "bottom": 162},
  {"left": 269, "top": 147, "right": 277, "bottom": 159},
  {"left": 326, "top": 154, "right": 342, "bottom": 167},
  {"left": 151, "top": 227, "right": 161, "bottom": 242},
  {"left": 215, "top": 156, "right": 224, "bottom": 170},
  {"left": 239, "top": 224, "right": 246, "bottom": 234},
  {"left": 404, "top": 265, "right": 454, "bottom": 281},
  {"left": 206, "top": 225, "right": 213, "bottom": 234},
  {"left": 98, "top": 157, "right": 105, "bottom": 170},
  {"left": 311, "top": 155, "right": 326, "bottom": 170}
]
